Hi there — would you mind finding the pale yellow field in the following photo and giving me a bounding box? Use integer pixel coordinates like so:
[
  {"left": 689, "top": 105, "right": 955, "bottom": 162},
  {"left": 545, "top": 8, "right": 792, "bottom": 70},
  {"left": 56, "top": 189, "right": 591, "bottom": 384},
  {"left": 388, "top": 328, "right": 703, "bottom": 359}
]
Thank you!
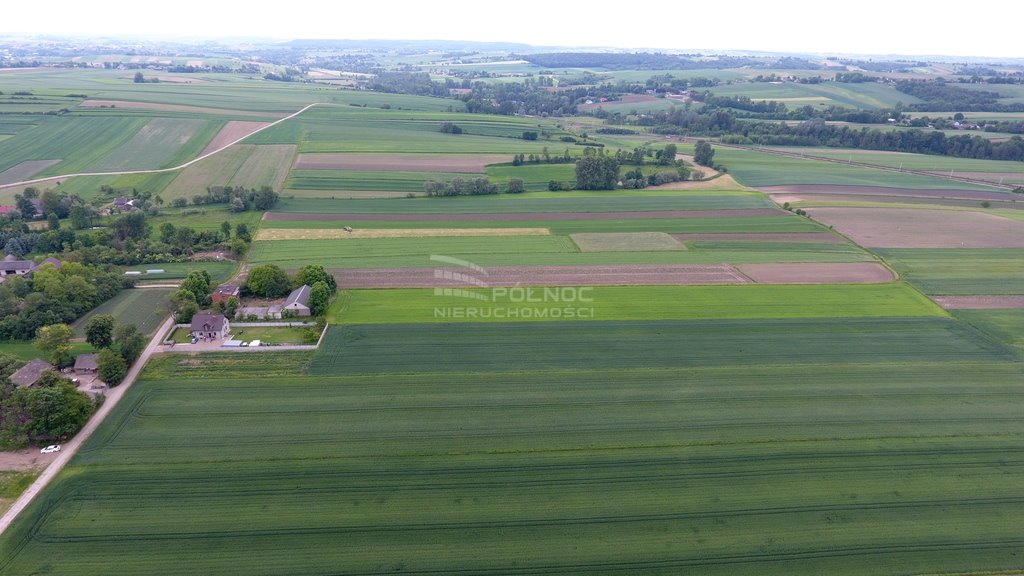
[{"left": 256, "top": 228, "right": 551, "bottom": 240}]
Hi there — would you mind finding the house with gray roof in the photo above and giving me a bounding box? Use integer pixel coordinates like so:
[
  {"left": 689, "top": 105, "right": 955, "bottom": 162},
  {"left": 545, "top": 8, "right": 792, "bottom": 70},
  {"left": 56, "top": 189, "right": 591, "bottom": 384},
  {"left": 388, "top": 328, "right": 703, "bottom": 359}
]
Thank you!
[
  {"left": 74, "top": 353, "right": 99, "bottom": 374},
  {"left": 10, "top": 359, "right": 55, "bottom": 388},
  {"left": 1, "top": 254, "right": 36, "bottom": 277},
  {"left": 190, "top": 313, "right": 230, "bottom": 340},
  {"left": 283, "top": 285, "right": 311, "bottom": 317}
]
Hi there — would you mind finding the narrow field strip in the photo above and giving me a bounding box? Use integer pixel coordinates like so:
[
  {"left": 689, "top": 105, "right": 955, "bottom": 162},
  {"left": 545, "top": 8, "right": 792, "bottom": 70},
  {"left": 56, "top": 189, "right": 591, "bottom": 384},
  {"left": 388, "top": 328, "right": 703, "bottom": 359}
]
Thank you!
[
  {"left": 934, "top": 296, "right": 1024, "bottom": 309},
  {"left": 256, "top": 228, "right": 550, "bottom": 240},
  {"left": 264, "top": 208, "right": 785, "bottom": 221}
]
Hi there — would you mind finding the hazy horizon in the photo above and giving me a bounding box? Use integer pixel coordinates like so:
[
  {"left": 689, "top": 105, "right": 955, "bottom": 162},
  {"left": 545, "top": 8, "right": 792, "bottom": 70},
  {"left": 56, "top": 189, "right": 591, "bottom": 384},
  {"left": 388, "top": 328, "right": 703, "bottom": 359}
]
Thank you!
[{"left": 3, "top": 0, "right": 1023, "bottom": 60}]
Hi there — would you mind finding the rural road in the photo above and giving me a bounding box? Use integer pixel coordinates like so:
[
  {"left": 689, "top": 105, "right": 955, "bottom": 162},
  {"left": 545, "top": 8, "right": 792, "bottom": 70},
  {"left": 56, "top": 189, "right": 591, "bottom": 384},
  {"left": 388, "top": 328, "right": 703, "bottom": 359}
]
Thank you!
[
  {"left": 0, "top": 102, "right": 324, "bottom": 191},
  {"left": 0, "top": 315, "right": 176, "bottom": 535}
]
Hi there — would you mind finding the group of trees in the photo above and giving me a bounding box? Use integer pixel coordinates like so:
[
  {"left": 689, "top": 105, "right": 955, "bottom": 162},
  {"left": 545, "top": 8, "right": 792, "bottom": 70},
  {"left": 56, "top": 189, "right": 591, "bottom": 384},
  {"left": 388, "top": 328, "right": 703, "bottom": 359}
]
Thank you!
[
  {"left": 719, "top": 119, "right": 1024, "bottom": 162},
  {"left": 423, "top": 177, "right": 502, "bottom": 196},
  {"left": 896, "top": 80, "right": 1024, "bottom": 112},
  {"left": 173, "top": 186, "right": 279, "bottom": 212},
  {"left": 0, "top": 357, "right": 95, "bottom": 448},
  {"left": 575, "top": 155, "right": 620, "bottom": 190},
  {"left": 511, "top": 148, "right": 575, "bottom": 166},
  {"left": 81, "top": 315, "right": 145, "bottom": 385},
  {"left": 0, "top": 262, "right": 127, "bottom": 340}
]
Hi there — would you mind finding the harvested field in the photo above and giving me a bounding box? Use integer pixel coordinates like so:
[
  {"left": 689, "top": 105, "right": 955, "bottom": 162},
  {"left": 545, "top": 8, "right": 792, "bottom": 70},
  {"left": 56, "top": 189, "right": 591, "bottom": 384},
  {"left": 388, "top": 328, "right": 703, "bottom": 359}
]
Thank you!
[
  {"left": 651, "top": 173, "right": 745, "bottom": 190},
  {"left": 229, "top": 144, "right": 296, "bottom": 190},
  {"left": 0, "top": 159, "right": 60, "bottom": 185},
  {"left": 332, "top": 264, "right": 751, "bottom": 288},
  {"left": 200, "top": 121, "right": 271, "bottom": 155},
  {"left": 264, "top": 208, "right": 784, "bottom": 222},
  {"left": 933, "top": 295, "right": 1024, "bottom": 309},
  {"left": 78, "top": 100, "right": 281, "bottom": 118},
  {"left": 571, "top": 232, "right": 685, "bottom": 252},
  {"left": 257, "top": 227, "right": 550, "bottom": 240},
  {"left": 673, "top": 232, "right": 846, "bottom": 243},
  {"left": 738, "top": 262, "right": 895, "bottom": 284},
  {"left": 760, "top": 184, "right": 1015, "bottom": 202},
  {"left": 293, "top": 153, "right": 508, "bottom": 172},
  {"left": 810, "top": 207, "right": 1024, "bottom": 248},
  {"left": 768, "top": 193, "right": 1024, "bottom": 210},
  {"left": 578, "top": 94, "right": 661, "bottom": 112}
]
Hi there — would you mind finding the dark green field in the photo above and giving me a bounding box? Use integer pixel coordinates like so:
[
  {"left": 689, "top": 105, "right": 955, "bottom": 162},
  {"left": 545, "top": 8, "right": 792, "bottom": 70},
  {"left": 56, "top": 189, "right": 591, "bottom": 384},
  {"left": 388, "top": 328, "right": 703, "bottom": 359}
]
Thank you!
[{"left": 2, "top": 318, "right": 1022, "bottom": 575}]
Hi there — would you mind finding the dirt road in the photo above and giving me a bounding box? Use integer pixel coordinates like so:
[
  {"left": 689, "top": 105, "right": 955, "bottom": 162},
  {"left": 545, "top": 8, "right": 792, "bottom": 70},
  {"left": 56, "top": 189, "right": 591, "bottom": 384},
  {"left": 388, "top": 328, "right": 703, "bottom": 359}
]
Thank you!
[{"left": 0, "top": 315, "right": 176, "bottom": 535}]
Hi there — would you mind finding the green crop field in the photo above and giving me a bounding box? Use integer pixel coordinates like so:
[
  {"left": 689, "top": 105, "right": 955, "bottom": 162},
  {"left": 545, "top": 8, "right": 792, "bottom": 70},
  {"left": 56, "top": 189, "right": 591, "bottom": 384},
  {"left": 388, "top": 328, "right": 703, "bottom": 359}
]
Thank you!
[
  {"left": 90, "top": 117, "right": 220, "bottom": 172},
  {"left": 0, "top": 340, "right": 96, "bottom": 363},
  {"left": 770, "top": 147, "right": 1024, "bottom": 175},
  {"left": 0, "top": 116, "right": 148, "bottom": 175},
  {"left": 3, "top": 316, "right": 1023, "bottom": 575},
  {"left": 876, "top": 248, "right": 1024, "bottom": 295},
  {"left": 954, "top": 309, "right": 1024, "bottom": 350},
  {"left": 707, "top": 81, "right": 922, "bottom": 109},
  {"left": 71, "top": 288, "right": 176, "bottom": 338},
  {"left": 712, "top": 147, "right": 1001, "bottom": 190},
  {"left": 329, "top": 283, "right": 943, "bottom": 324}
]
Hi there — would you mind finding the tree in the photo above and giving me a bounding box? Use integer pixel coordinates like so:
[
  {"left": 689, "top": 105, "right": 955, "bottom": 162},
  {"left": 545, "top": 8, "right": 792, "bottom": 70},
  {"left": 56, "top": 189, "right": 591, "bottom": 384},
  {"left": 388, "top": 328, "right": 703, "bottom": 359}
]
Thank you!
[
  {"left": 292, "top": 265, "right": 337, "bottom": 293},
  {"left": 235, "top": 223, "right": 252, "bottom": 242},
  {"left": 15, "top": 194, "right": 36, "bottom": 219},
  {"left": 84, "top": 314, "right": 115, "bottom": 349},
  {"left": 308, "top": 281, "right": 331, "bottom": 316},
  {"left": 112, "top": 211, "right": 149, "bottom": 241},
  {"left": 181, "top": 270, "right": 212, "bottom": 305},
  {"left": 252, "top": 187, "right": 280, "bottom": 210},
  {"left": 221, "top": 221, "right": 231, "bottom": 239},
  {"left": 693, "top": 140, "right": 715, "bottom": 167},
  {"left": 659, "top": 143, "right": 677, "bottom": 165},
  {"left": 97, "top": 348, "right": 127, "bottom": 385},
  {"left": 113, "top": 324, "right": 145, "bottom": 364},
  {"left": 69, "top": 205, "right": 92, "bottom": 230},
  {"left": 522, "top": 131, "right": 538, "bottom": 140},
  {"left": 35, "top": 324, "right": 73, "bottom": 367},
  {"left": 506, "top": 178, "right": 525, "bottom": 194},
  {"left": 134, "top": 71, "right": 145, "bottom": 83},
  {"left": 229, "top": 197, "right": 246, "bottom": 212},
  {"left": 47, "top": 213, "right": 60, "bottom": 231},
  {"left": 226, "top": 296, "right": 239, "bottom": 319},
  {"left": 13, "top": 379, "right": 94, "bottom": 439},
  {"left": 246, "top": 265, "right": 291, "bottom": 298},
  {"left": 575, "top": 156, "right": 620, "bottom": 190}
]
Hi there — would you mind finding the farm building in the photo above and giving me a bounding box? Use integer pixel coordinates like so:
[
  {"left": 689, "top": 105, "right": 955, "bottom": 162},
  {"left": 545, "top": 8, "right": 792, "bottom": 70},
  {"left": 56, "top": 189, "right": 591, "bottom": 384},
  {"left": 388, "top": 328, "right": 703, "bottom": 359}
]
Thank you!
[
  {"left": 211, "top": 284, "right": 240, "bottom": 304},
  {"left": 0, "top": 255, "right": 62, "bottom": 277},
  {"left": 191, "top": 313, "right": 230, "bottom": 340},
  {"left": 10, "top": 359, "right": 55, "bottom": 388},
  {"left": 283, "top": 285, "right": 312, "bottom": 317},
  {"left": 74, "top": 353, "right": 99, "bottom": 375},
  {"left": 112, "top": 197, "right": 138, "bottom": 211},
  {"left": 1, "top": 254, "right": 36, "bottom": 277}
]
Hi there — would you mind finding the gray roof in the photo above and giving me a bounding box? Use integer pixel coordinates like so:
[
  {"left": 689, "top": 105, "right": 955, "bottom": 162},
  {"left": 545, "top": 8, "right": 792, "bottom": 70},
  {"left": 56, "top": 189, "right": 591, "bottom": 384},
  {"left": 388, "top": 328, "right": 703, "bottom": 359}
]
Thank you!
[
  {"left": 1, "top": 257, "right": 35, "bottom": 271},
  {"left": 74, "top": 353, "right": 99, "bottom": 371},
  {"left": 286, "top": 285, "right": 311, "bottom": 307},
  {"left": 191, "top": 313, "right": 227, "bottom": 332},
  {"left": 42, "top": 257, "right": 63, "bottom": 269},
  {"left": 10, "top": 359, "right": 54, "bottom": 387}
]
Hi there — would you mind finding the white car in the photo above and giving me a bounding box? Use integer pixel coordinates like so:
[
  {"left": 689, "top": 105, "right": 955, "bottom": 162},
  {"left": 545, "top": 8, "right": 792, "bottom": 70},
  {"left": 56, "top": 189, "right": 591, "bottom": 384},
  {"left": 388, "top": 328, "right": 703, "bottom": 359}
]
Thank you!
[{"left": 40, "top": 445, "right": 61, "bottom": 454}]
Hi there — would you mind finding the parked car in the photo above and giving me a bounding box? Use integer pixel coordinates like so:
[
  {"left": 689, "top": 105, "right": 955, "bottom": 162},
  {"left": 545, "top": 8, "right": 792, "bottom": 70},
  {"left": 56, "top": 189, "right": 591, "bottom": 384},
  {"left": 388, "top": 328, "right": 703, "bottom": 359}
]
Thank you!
[{"left": 40, "top": 445, "right": 61, "bottom": 454}]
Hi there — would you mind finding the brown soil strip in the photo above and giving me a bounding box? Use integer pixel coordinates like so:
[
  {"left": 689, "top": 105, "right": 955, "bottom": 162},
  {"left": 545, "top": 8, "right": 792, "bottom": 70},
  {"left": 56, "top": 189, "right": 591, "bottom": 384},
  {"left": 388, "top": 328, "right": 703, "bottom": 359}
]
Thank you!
[
  {"left": 79, "top": 100, "right": 282, "bottom": 119},
  {"left": 257, "top": 228, "right": 549, "bottom": 240},
  {"left": 738, "top": 262, "right": 895, "bottom": 284},
  {"left": 201, "top": 121, "right": 271, "bottom": 155},
  {"left": 651, "top": 173, "right": 743, "bottom": 190},
  {"left": 332, "top": 264, "right": 752, "bottom": 288},
  {"left": 293, "top": 153, "right": 509, "bottom": 172},
  {"left": 0, "top": 449, "right": 57, "bottom": 472},
  {"left": 760, "top": 184, "right": 1015, "bottom": 202},
  {"left": 933, "top": 296, "right": 1024, "bottom": 309},
  {"left": 673, "top": 232, "right": 847, "bottom": 243},
  {"left": 809, "top": 207, "right": 1024, "bottom": 248},
  {"left": 0, "top": 160, "right": 61, "bottom": 186},
  {"left": 265, "top": 208, "right": 784, "bottom": 222}
]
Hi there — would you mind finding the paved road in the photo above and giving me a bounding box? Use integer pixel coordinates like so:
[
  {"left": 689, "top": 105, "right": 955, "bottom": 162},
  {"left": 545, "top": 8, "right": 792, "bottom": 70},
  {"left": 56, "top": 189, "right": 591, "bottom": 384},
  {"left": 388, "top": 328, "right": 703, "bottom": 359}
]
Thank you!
[{"left": 0, "top": 315, "right": 176, "bottom": 535}]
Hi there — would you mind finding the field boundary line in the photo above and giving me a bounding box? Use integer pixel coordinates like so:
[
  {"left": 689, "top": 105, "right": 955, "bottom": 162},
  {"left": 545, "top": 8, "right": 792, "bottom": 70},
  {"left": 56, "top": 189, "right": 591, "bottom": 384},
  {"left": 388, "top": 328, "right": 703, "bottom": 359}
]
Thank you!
[
  {"left": 0, "top": 103, "right": 326, "bottom": 190},
  {"left": 0, "top": 315, "right": 176, "bottom": 535}
]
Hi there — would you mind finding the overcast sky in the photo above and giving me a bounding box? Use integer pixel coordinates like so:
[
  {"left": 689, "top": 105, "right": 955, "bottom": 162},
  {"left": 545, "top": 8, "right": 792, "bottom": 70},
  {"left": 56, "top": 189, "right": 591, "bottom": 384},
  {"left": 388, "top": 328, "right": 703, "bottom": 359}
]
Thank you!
[{"left": 4, "top": 0, "right": 1023, "bottom": 59}]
